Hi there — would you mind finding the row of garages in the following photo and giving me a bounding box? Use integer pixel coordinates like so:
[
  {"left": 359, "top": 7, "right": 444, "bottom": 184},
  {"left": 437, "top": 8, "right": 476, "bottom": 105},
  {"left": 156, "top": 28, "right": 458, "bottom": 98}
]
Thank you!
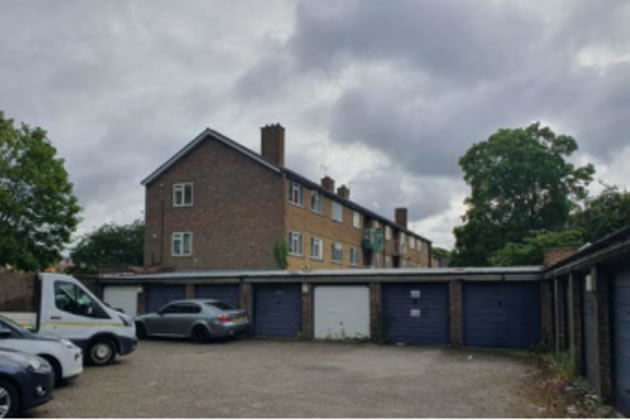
[
  {"left": 544, "top": 227, "right": 630, "bottom": 416},
  {"left": 101, "top": 273, "right": 542, "bottom": 349},
  {"left": 99, "top": 227, "right": 630, "bottom": 416}
]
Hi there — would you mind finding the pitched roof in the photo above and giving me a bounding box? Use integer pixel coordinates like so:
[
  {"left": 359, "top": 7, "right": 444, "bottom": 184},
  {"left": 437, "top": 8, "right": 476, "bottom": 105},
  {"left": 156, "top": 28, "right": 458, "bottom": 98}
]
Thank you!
[{"left": 141, "top": 128, "right": 431, "bottom": 243}]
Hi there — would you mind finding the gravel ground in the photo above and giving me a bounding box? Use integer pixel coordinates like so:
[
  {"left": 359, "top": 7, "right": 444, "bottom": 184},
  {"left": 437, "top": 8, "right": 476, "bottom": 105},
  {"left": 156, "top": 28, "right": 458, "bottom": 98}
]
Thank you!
[{"left": 30, "top": 339, "right": 544, "bottom": 418}]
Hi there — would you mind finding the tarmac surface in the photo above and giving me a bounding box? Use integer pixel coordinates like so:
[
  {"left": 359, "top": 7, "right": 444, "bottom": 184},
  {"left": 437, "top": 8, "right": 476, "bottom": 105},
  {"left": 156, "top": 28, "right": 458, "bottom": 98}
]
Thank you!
[{"left": 31, "top": 338, "right": 543, "bottom": 417}]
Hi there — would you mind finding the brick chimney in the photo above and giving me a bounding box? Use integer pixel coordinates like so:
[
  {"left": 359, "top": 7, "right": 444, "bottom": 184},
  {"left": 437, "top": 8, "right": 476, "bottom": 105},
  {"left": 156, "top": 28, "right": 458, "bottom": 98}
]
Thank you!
[
  {"left": 395, "top": 207, "right": 408, "bottom": 228},
  {"left": 337, "top": 185, "right": 350, "bottom": 199},
  {"left": 321, "top": 176, "right": 335, "bottom": 192},
  {"left": 260, "top": 123, "right": 285, "bottom": 167}
]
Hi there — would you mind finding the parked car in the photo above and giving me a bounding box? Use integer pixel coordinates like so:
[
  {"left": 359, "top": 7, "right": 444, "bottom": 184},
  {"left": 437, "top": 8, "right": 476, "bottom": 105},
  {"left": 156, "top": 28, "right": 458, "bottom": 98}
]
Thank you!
[
  {"left": 0, "top": 315, "right": 83, "bottom": 385},
  {"left": 135, "top": 299, "right": 250, "bottom": 343},
  {"left": 0, "top": 273, "right": 137, "bottom": 366},
  {"left": 0, "top": 349, "right": 54, "bottom": 418}
]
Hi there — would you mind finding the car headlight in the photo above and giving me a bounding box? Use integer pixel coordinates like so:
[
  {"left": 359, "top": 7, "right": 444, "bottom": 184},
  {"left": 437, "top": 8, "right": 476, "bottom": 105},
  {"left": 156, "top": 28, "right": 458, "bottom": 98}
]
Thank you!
[
  {"left": 27, "top": 359, "right": 42, "bottom": 371},
  {"left": 60, "top": 338, "right": 76, "bottom": 349}
]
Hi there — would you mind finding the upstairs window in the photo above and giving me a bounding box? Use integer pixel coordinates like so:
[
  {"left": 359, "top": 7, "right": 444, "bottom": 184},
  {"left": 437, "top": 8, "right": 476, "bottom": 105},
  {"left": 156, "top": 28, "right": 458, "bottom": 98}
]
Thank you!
[
  {"left": 417, "top": 240, "right": 423, "bottom": 252},
  {"left": 288, "top": 181, "right": 303, "bottom": 206},
  {"left": 331, "top": 243, "right": 343, "bottom": 263},
  {"left": 332, "top": 202, "right": 343, "bottom": 222},
  {"left": 350, "top": 247, "right": 360, "bottom": 266},
  {"left": 409, "top": 237, "right": 415, "bottom": 249},
  {"left": 288, "top": 231, "right": 304, "bottom": 256},
  {"left": 173, "top": 183, "right": 193, "bottom": 207},
  {"left": 311, "top": 190, "right": 323, "bottom": 214},
  {"left": 353, "top": 211, "right": 361, "bottom": 229},
  {"left": 385, "top": 256, "right": 392, "bottom": 268},
  {"left": 385, "top": 226, "right": 392, "bottom": 240},
  {"left": 172, "top": 232, "right": 193, "bottom": 256},
  {"left": 310, "top": 237, "right": 323, "bottom": 260}
]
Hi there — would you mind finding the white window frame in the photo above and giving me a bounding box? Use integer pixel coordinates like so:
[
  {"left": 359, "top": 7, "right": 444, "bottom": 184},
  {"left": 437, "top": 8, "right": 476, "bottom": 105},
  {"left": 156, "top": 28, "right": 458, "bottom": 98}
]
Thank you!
[
  {"left": 332, "top": 201, "right": 343, "bottom": 222},
  {"left": 310, "top": 237, "right": 323, "bottom": 260},
  {"left": 331, "top": 243, "right": 343, "bottom": 264},
  {"left": 311, "top": 190, "right": 323, "bottom": 215},
  {"left": 288, "top": 231, "right": 304, "bottom": 256},
  {"left": 350, "top": 247, "right": 360, "bottom": 266},
  {"left": 288, "top": 181, "right": 303, "bottom": 207},
  {"left": 171, "top": 232, "right": 193, "bottom": 257},
  {"left": 353, "top": 211, "right": 361, "bottom": 229},
  {"left": 417, "top": 239, "right": 423, "bottom": 253},
  {"left": 409, "top": 237, "right": 415, "bottom": 249},
  {"left": 385, "top": 226, "right": 392, "bottom": 240},
  {"left": 172, "top": 183, "right": 193, "bottom": 207}
]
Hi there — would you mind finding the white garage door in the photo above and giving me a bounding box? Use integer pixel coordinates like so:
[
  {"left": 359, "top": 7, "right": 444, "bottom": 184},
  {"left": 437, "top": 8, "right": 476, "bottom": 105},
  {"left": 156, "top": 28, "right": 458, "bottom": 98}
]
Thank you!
[
  {"left": 103, "top": 286, "right": 140, "bottom": 318},
  {"left": 314, "top": 286, "right": 370, "bottom": 340}
]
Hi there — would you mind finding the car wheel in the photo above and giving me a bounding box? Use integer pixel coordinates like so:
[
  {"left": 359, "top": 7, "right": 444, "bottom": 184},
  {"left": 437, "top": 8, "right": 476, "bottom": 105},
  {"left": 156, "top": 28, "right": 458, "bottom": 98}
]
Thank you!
[
  {"left": 0, "top": 379, "right": 18, "bottom": 419},
  {"left": 40, "top": 356, "right": 63, "bottom": 387},
  {"left": 87, "top": 337, "right": 116, "bottom": 366},
  {"left": 135, "top": 322, "right": 147, "bottom": 339},
  {"left": 192, "top": 325, "right": 210, "bottom": 344}
]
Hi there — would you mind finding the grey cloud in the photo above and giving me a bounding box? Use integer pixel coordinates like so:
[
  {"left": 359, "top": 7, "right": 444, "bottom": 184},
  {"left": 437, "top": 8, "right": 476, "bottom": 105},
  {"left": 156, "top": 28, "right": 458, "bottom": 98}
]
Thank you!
[{"left": 2, "top": 0, "right": 630, "bottom": 250}]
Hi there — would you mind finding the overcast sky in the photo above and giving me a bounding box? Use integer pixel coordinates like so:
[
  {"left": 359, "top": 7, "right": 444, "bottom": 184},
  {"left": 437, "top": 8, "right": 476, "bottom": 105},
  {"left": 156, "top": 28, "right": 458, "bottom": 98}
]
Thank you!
[{"left": 1, "top": 0, "right": 629, "bottom": 249}]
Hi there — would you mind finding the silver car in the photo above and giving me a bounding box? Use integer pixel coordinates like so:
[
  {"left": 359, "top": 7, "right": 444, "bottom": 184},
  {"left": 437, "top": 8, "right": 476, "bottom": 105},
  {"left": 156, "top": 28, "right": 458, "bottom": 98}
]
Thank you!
[{"left": 134, "top": 299, "right": 250, "bottom": 343}]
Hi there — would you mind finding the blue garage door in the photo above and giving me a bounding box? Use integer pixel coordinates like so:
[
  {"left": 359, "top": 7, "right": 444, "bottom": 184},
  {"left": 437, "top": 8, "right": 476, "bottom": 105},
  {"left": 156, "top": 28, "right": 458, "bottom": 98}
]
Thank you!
[
  {"left": 463, "top": 282, "right": 541, "bottom": 348},
  {"left": 196, "top": 284, "right": 241, "bottom": 309},
  {"left": 614, "top": 269, "right": 630, "bottom": 415},
  {"left": 145, "top": 285, "right": 186, "bottom": 313},
  {"left": 382, "top": 283, "right": 449, "bottom": 346},
  {"left": 255, "top": 284, "right": 302, "bottom": 337}
]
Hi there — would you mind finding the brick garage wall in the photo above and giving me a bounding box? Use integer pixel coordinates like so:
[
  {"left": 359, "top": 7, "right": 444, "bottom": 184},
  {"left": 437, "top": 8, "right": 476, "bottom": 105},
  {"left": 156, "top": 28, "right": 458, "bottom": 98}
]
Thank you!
[
  {"left": 540, "top": 280, "right": 554, "bottom": 348},
  {"left": 0, "top": 272, "right": 37, "bottom": 311},
  {"left": 144, "top": 138, "right": 286, "bottom": 270},
  {"left": 449, "top": 280, "right": 463, "bottom": 347},
  {"left": 301, "top": 283, "right": 313, "bottom": 339},
  {"left": 369, "top": 282, "right": 382, "bottom": 341}
]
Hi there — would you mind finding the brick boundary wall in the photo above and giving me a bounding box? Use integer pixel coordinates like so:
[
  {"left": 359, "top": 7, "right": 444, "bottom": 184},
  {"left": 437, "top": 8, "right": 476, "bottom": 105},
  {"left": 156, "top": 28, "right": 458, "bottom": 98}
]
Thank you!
[{"left": 0, "top": 272, "right": 37, "bottom": 311}]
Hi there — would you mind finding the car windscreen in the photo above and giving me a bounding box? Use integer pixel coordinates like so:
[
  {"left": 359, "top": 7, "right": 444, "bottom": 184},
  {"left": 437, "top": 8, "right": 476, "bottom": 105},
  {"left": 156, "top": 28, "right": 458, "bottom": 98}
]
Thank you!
[
  {"left": 205, "top": 301, "right": 233, "bottom": 311},
  {"left": 0, "top": 315, "right": 31, "bottom": 336}
]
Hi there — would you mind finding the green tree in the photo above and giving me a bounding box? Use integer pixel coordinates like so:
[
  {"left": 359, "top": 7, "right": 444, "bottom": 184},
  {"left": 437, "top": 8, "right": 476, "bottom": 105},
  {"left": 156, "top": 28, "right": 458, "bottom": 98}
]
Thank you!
[
  {"left": 451, "top": 122, "right": 594, "bottom": 266},
  {"left": 431, "top": 246, "right": 451, "bottom": 265},
  {"left": 489, "top": 229, "right": 584, "bottom": 266},
  {"left": 571, "top": 185, "right": 630, "bottom": 242},
  {"left": 71, "top": 220, "right": 144, "bottom": 273},
  {"left": 0, "top": 112, "right": 81, "bottom": 270}
]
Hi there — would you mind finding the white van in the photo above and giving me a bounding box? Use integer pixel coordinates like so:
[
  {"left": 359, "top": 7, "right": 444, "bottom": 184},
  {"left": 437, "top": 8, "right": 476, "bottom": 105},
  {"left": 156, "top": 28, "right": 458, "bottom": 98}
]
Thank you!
[{"left": 1, "top": 273, "right": 137, "bottom": 366}]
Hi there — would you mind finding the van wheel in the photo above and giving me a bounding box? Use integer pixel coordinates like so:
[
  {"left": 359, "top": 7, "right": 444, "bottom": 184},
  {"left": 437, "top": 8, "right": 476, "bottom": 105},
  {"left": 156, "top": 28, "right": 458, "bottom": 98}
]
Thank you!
[
  {"left": 0, "top": 379, "right": 18, "bottom": 419},
  {"left": 135, "top": 322, "right": 147, "bottom": 339},
  {"left": 40, "top": 356, "right": 63, "bottom": 386},
  {"left": 87, "top": 338, "right": 116, "bottom": 366},
  {"left": 192, "top": 326, "right": 210, "bottom": 344}
]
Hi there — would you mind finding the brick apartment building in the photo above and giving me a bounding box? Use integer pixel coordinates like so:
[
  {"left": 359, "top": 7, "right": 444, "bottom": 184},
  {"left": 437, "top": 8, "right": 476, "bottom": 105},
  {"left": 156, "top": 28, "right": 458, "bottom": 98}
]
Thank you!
[{"left": 141, "top": 124, "right": 433, "bottom": 271}]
